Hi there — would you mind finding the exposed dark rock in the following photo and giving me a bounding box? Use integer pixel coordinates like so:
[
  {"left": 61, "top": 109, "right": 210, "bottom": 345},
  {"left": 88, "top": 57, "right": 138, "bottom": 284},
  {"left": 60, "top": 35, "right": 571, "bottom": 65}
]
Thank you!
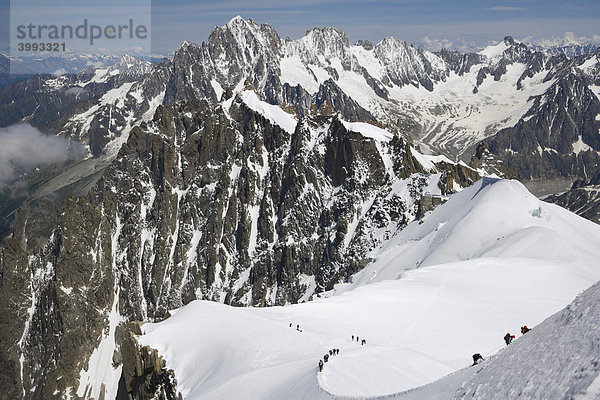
[
  {"left": 117, "top": 323, "right": 182, "bottom": 400},
  {"left": 546, "top": 185, "right": 600, "bottom": 225},
  {"left": 416, "top": 195, "right": 445, "bottom": 219},
  {"left": 0, "top": 98, "right": 474, "bottom": 397},
  {"left": 469, "top": 140, "right": 518, "bottom": 179},
  {"left": 486, "top": 73, "right": 600, "bottom": 180},
  {"left": 356, "top": 40, "right": 374, "bottom": 51},
  {"left": 314, "top": 79, "right": 374, "bottom": 121},
  {"left": 435, "top": 48, "right": 485, "bottom": 76},
  {"left": 545, "top": 170, "right": 600, "bottom": 224}
]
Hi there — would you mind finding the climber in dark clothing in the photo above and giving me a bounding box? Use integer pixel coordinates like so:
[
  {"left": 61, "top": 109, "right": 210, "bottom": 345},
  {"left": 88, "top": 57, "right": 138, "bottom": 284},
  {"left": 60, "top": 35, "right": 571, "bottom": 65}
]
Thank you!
[
  {"left": 472, "top": 353, "right": 484, "bottom": 365},
  {"left": 356, "top": 336, "right": 360, "bottom": 342},
  {"left": 361, "top": 339, "right": 366, "bottom": 345},
  {"left": 324, "top": 354, "right": 329, "bottom": 363},
  {"left": 318, "top": 360, "right": 323, "bottom": 372},
  {"left": 521, "top": 325, "right": 530, "bottom": 334},
  {"left": 504, "top": 333, "right": 515, "bottom": 345},
  {"left": 352, "top": 335, "right": 354, "bottom": 341}
]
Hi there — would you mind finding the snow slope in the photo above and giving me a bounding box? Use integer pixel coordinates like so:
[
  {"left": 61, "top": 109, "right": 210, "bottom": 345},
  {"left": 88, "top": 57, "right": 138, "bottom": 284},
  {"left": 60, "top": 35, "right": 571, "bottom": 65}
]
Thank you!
[
  {"left": 340, "top": 177, "right": 600, "bottom": 292},
  {"left": 279, "top": 35, "right": 554, "bottom": 159},
  {"left": 139, "top": 179, "right": 600, "bottom": 400},
  {"left": 341, "top": 120, "right": 394, "bottom": 142},
  {"left": 385, "top": 63, "right": 554, "bottom": 158},
  {"left": 453, "top": 280, "right": 600, "bottom": 400},
  {"left": 238, "top": 90, "right": 298, "bottom": 134}
]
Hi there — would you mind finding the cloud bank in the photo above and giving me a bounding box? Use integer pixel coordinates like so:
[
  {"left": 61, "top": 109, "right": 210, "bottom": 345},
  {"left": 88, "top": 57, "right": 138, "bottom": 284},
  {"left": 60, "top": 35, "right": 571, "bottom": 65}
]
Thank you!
[{"left": 0, "top": 124, "right": 85, "bottom": 188}]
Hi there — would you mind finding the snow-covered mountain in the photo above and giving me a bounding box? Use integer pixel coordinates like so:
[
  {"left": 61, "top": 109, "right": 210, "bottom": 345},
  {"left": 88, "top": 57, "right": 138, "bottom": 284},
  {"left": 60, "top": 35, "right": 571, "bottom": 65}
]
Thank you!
[
  {"left": 3, "top": 49, "right": 161, "bottom": 76},
  {"left": 0, "top": 88, "right": 481, "bottom": 399},
  {"left": 138, "top": 178, "right": 600, "bottom": 399},
  {"left": 2, "top": 18, "right": 599, "bottom": 183},
  {"left": 1, "top": 16, "right": 600, "bottom": 400},
  {"left": 535, "top": 43, "right": 599, "bottom": 58},
  {"left": 76, "top": 54, "right": 152, "bottom": 84},
  {"left": 529, "top": 34, "right": 599, "bottom": 58}
]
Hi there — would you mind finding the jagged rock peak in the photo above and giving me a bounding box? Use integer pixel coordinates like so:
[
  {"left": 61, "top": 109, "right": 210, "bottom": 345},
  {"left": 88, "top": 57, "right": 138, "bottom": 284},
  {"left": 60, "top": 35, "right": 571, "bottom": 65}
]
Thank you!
[
  {"left": 355, "top": 40, "right": 374, "bottom": 50},
  {"left": 178, "top": 40, "right": 200, "bottom": 52},
  {"left": 374, "top": 37, "right": 438, "bottom": 62},
  {"left": 115, "top": 53, "right": 140, "bottom": 63},
  {"left": 211, "top": 15, "right": 282, "bottom": 53},
  {"left": 227, "top": 15, "right": 246, "bottom": 25},
  {"left": 111, "top": 54, "right": 151, "bottom": 71},
  {"left": 503, "top": 35, "right": 516, "bottom": 45},
  {"left": 225, "top": 15, "right": 280, "bottom": 37},
  {"left": 478, "top": 34, "right": 539, "bottom": 69},
  {"left": 374, "top": 37, "right": 448, "bottom": 90},
  {"left": 302, "top": 26, "right": 350, "bottom": 52},
  {"left": 180, "top": 39, "right": 192, "bottom": 47}
]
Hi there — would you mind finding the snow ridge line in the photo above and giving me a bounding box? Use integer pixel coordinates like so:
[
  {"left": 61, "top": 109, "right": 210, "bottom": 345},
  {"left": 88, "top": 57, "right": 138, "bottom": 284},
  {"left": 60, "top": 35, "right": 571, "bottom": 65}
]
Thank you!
[
  {"left": 315, "top": 364, "right": 480, "bottom": 400},
  {"left": 315, "top": 349, "right": 512, "bottom": 400}
]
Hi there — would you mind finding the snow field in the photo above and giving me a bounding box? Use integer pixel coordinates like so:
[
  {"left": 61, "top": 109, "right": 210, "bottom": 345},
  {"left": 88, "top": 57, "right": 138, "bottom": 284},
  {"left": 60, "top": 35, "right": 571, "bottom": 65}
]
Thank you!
[
  {"left": 239, "top": 90, "right": 298, "bottom": 134},
  {"left": 139, "top": 179, "right": 600, "bottom": 399}
]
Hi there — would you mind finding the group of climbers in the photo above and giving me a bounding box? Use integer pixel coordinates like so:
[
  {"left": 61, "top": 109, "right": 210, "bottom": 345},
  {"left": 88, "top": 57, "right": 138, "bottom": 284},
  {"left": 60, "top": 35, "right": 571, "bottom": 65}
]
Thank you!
[
  {"left": 318, "top": 335, "right": 370, "bottom": 372},
  {"left": 351, "top": 335, "right": 367, "bottom": 345},
  {"left": 472, "top": 324, "right": 531, "bottom": 366},
  {"left": 319, "top": 348, "right": 340, "bottom": 371},
  {"left": 504, "top": 324, "right": 530, "bottom": 345},
  {"left": 297, "top": 320, "right": 533, "bottom": 373}
]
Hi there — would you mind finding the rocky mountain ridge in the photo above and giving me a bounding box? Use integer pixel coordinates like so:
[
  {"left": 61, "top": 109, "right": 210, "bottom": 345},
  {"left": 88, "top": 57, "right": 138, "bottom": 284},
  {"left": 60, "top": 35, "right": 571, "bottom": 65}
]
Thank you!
[
  {"left": 1, "top": 19, "right": 598, "bottom": 180},
  {"left": 2, "top": 19, "right": 598, "bottom": 189},
  {"left": 0, "top": 89, "right": 480, "bottom": 399}
]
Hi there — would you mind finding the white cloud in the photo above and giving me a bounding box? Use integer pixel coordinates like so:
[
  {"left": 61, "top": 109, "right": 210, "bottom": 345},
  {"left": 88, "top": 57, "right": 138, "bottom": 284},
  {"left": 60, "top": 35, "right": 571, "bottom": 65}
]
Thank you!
[
  {"left": 85, "top": 60, "right": 105, "bottom": 67},
  {"left": 65, "top": 87, "right": 86, "bottom": 96},
  {"left": 52, "top": 68, "right": 67, "bottom": 77},
  {"left": 0, "top": 124, "right": 85, "bottom": 188},
  {"left": 533, "top": 31, "right": 600, "bottom": 48},
  {"left": 420, "top": 36, "right": 454, "bottom": 51}
]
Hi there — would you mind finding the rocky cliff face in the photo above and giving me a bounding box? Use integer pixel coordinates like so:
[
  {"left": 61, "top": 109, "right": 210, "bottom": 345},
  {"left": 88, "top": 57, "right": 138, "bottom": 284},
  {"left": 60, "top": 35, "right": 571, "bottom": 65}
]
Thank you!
[
  {"left": 545, "top": 171, "right": 600, "bottom": 224},
  {"left": 116, "top": 322, "right": 181, "bottom": 400},
  {"left": 487, "top": 66, "right": 600, "bottom": 180},
  {"left": 545, "top": 184, "right": 600, "bottom": 224},
  {"left": 0, "top": 93, "right": 478, "bottom": 398}
]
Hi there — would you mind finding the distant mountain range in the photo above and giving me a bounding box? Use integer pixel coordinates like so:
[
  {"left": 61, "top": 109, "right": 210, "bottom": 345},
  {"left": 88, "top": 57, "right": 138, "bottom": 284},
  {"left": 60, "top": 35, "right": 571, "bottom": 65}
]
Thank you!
[
  {"left": 2, "top": 19, "right": 599, "bottom": 181},
  {"left": 531, "top": 42, "right": 598, "bottom": 58},
  {"left": 0, "top": 51, "right": 168, "bottom": 88}
]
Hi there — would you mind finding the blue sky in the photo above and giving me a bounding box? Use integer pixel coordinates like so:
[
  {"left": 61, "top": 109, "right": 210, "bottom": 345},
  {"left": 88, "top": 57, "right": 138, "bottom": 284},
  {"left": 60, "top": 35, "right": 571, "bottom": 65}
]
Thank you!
[
  {"left": 2, "top": 0, "right": 599, "bottom": 54},
  {"left": 148, "top": 0, "right": 599, "bottom": 52}
]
